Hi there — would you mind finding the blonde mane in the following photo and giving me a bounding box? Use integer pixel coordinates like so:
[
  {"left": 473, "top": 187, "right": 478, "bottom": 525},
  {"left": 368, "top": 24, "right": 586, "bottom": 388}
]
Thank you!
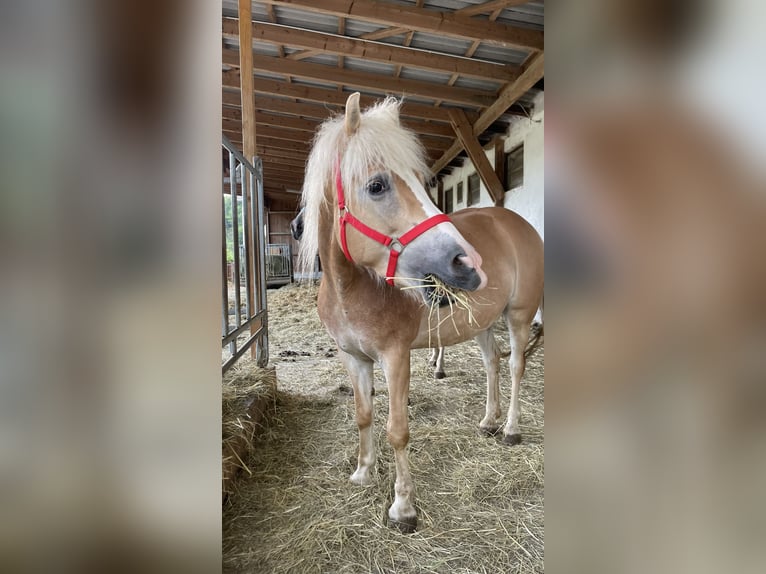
[{"left": 297, "top": 97, "right": 431, "bottom": 274}]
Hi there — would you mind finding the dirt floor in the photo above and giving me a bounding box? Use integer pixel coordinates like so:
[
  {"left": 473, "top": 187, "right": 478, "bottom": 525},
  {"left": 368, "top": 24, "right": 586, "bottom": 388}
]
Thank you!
[{"left": 223, "top": 282, "right": 544, "bottom": 573}]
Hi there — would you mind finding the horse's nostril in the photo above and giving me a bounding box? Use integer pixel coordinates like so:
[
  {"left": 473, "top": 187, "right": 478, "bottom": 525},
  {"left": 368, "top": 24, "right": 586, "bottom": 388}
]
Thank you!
[{"left": 452, "top": 250, "right": 467, "bottom": 267}]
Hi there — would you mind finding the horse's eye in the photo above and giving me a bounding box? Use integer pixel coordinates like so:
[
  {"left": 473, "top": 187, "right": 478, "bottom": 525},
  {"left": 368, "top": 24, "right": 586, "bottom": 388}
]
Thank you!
[{"left": 366, "top": 178, "right": 387, "bottom": 196}]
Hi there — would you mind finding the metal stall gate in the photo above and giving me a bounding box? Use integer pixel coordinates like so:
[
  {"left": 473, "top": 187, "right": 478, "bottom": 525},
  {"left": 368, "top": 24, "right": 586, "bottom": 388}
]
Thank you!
[
  {"left": 266, "top": 243, "right": 292, "bottom": 287},
  {"left": 222, "top": 135, "right": 268, "bottom": 372}
]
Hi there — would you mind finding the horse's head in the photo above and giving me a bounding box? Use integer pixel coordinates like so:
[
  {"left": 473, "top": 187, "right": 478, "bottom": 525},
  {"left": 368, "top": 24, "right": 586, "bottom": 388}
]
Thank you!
[
  {"left": 300, "top": 93, "right": 487, "bottom": 297},
  {"left": 324, "top": 93, "right": 487, "bottom": 295},
  {"left": 290, "top": 207, "right": 304, "bottom": 241}
]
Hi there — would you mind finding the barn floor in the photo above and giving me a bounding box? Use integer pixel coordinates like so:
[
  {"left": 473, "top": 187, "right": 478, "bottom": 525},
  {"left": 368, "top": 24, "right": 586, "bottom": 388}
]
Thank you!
[{"left": 223, "top": 283, "right": 544, "bottom": 574}]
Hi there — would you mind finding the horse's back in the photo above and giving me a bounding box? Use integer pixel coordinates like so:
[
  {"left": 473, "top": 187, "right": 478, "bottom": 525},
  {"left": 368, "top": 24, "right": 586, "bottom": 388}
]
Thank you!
[{"left": 451, "top": 207, "right": 544, "bottom": 311}]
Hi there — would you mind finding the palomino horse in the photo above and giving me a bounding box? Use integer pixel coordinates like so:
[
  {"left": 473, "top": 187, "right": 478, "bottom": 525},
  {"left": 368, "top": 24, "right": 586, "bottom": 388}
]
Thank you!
[{"left": 299, "top": 93, "right": 544, "bottom": 532}]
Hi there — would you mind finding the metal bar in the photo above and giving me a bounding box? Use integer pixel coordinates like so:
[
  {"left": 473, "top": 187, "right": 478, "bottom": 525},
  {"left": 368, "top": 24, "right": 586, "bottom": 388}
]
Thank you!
[
  {"left": 222, "top": 312, "right": 266, "bottom": 346},
  {"left": 254, "top": 157, "right": 269, "bottom": 367},
  {"left": 229, "top": 152, "right": 242, "bottom": 330},
  {"left": 241, "top": 161, "right": 252, "bottom": 319},
  {"left": 222, "top": 324, "right": 268, "bottom": 373},
  {"left": 222, "top": 134, "right": 256, "bottom": 172},
  {"left": 221, "top": 187, "right": 229, "bottom": 338}
]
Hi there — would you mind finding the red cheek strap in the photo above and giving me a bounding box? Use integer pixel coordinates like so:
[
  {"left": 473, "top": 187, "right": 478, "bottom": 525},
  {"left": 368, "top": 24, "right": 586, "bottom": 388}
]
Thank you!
[{"left": 334, "top": 158, "right": 450, "bottom": 285}]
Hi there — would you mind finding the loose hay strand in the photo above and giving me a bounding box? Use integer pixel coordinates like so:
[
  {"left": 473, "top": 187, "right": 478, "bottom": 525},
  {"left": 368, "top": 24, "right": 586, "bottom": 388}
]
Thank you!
[{"left": 223, "top": 283, "right": 544, "bottom": 574}]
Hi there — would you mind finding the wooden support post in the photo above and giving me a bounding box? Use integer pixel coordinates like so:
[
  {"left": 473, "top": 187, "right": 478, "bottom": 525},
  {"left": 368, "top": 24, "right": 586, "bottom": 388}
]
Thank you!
[
  {"left": 437, "top": 179, "right": 444, "bottom": 212},
  {"left": 238, "top": 0, "right": 258, "bottom": 358},
  {"left": 494, "top": 136, "right": 506, "bottom": 193},
  {"left": 448, "top": 109, "right": 505, "bottom": 206}
]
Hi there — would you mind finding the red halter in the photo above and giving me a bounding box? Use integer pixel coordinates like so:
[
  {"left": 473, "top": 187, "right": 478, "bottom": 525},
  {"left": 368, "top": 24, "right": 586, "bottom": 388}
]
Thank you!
[{"left": 334, "top": 158, "right": 451, "bottom": 285}]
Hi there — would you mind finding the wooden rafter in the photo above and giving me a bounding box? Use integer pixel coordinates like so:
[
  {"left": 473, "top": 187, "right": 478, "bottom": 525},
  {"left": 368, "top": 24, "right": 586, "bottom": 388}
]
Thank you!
[
  {"left": 223, "top": 105, "right": 456, "bottom": 139},
  {"left": 260, "top": 0, "right": 543, "bottom": 50},
  {"left": 222, "top": 74, "right": 480, "bottom": 123},
  {"left": 223, "top": 51, "right": 498, "bottom": 107},
  {"left": 431, "top": 52, "right": 544, "bottom": 174},
  {"left": 223, "top": 18, "right": 520, "bottom": 82},
  {"left": 448, "top": 108, "right": 505, "bottom": 205}
]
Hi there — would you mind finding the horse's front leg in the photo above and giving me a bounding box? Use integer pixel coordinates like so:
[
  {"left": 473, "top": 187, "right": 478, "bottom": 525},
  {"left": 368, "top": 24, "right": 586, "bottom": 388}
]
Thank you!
[
  {"left": 381, "top": 347, "right": 417, "bottom": 532},
  {"left": 339, "top": 351, "right": 376, "bottom": 485}
]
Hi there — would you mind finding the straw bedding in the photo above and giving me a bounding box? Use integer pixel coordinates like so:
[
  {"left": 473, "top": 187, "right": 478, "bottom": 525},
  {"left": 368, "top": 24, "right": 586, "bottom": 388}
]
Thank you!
[{"left": 223, "top": 283, "right": 544, "bottom": 573}]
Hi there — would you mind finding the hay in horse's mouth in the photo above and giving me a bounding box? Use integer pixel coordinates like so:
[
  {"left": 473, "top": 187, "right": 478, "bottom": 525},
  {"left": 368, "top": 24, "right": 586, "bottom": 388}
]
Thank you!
[{"left": 400, "top": 274, "right": 468, "bottom": 308}]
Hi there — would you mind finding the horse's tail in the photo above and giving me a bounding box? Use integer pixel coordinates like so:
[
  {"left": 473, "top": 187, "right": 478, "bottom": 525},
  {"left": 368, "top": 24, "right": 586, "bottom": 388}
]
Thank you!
[
  {"left": 525, "top": 294, "right": 544, "bottom": 359},
  {"left": 497, "top": 322, "right": 544, "bottom": 360},
  {"left": 524, "top": 321, "right": 544, "bottom": 359}
]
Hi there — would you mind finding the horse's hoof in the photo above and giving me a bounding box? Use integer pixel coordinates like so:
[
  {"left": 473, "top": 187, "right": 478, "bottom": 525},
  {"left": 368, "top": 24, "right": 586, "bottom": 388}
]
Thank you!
[
  {"left": 502, "top": 433, "right": 523, "bottom": 446},
  {"left": 478, "top": 425, "right": 500, "bottom": 437},
  {"left": 434, "top": 371, "right": 446, "bottom": 379},
  {"left": 389, "top": 515, "right": 417, "bottom": 534}
]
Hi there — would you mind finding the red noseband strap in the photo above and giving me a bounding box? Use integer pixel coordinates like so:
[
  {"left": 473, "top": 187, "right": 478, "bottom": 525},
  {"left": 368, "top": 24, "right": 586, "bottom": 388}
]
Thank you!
[{"left": 335, "top": 158, "right": 451, "bottom": 285}]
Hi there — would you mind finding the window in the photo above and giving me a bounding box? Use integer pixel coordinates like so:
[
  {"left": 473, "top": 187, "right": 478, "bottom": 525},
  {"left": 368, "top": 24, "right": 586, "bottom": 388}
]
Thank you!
[
  {"left": 456, "top": 181, "right": 464, "bottom": 204},
  {"left": 444, "top": 187, "right": 453, "bottom": 213},
  {"left": 467, "top": 173, "right": 480, "bottom": 206},
  {"left": 505, "top": 144, "right": 524, "bottom": 189}
]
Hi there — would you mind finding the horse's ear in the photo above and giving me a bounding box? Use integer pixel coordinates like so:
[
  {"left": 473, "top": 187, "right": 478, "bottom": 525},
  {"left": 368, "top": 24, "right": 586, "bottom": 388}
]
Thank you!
[{"left": 345, "top": 92, "right": 361, "bottom": 136}]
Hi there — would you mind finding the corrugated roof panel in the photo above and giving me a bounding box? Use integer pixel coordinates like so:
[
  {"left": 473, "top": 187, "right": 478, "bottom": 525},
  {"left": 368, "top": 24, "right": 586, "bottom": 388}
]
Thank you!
[
  {"left": 292, "top": 77, "right": 339, "bottom": 91},
  {"left": 254, "top": 70, "right": 289, "bottom": 81},
  {"left": 301, "top": 54, "right": 339, "bottom": 67},
  {"left": 451, "top": 76, "right": 503, "bottom": 92},
  {"left": 252, "top": 43, "right": 282, "bottom": 58},
  {"left": 343, "top": 57, "right": 397, "bottom": 76},
  {"left": 272, "top": 6, "right": 339, "bottom": 34},
  {"left": 471, "top": 43, "right": 529, "bottom": 65},
  {"left": 409, "top": 32, "right": 472, "bottom": 56},
  {"left": 222, "top": 0, "right": 269, "bottom": 21},
  {"left": 497, "top": 3, "right": 545, "bottom": 29},
  {"left": 397, "top": 67, "right": 452, "bottom": 85},
  {"left": 343, "top": 19, "right": 395, "bottom": 38}
]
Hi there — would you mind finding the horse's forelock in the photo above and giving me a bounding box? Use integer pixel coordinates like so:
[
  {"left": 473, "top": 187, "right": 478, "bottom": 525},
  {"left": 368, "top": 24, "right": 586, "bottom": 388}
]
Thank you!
[{"left": 298, "top": 97, "right": 431, "bottom": 275}]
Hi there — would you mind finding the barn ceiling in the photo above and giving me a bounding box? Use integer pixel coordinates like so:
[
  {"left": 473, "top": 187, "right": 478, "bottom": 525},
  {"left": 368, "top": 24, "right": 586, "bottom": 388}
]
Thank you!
[{"left": 222, "top": 0, "right": 544, "bottom": 205}]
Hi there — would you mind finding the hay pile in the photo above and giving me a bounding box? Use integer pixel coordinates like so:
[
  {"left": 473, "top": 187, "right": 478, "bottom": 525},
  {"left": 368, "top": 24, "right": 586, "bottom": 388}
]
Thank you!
[
  {"left": 222, "top": 362, "right": 277, "bottom": 501},
  {"left": 223, "top": 283, "right": 544, "bottom": 573}
]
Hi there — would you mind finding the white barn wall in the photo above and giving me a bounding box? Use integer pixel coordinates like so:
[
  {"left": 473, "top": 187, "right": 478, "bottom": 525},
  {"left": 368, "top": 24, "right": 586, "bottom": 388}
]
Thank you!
[{"left": 431, "top": 92, "right": 544, "bottom": 239}]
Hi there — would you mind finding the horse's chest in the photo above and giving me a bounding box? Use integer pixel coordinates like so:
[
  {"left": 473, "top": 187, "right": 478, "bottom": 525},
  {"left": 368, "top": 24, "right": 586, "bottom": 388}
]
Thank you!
[{"left": 317, "top": 290, "right": 415, "bottom": 356}]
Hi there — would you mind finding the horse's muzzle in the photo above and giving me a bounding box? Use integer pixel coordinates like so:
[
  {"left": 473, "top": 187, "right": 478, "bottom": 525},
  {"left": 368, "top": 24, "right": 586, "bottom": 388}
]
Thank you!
[{"left": 426, "top": 248, "right": 484, "bottom": 295}]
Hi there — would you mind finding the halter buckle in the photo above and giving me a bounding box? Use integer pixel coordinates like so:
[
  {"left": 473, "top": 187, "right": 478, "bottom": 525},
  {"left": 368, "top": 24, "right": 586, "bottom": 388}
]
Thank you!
[{"left": 389, "top": 238, "right": 404, "bottom": 254}]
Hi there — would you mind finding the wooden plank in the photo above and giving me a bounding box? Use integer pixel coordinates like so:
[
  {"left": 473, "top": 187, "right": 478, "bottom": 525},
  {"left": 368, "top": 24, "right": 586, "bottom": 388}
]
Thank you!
[
  {"left": 238, "top": 0, "right": 258, "bottom": 360},
  {"left": 224, "top": 108, "right": 319, "bottom": 132},
  {"left": 223, "top": 18, "right": 520, "bottom": 82},
  {"left": 448, "top": 108, "right": 505, "bottom": 205},
  {"left": 260, "top": 0, "right": 543, "bottom": 51},
  {"left": 431, "top": 52, "right": 543, "bottom": 174},
  {"left": 224, "top": 95, "right": 457, "bottom": 138},
  {"left": 224, "top": 121, "right": 310, "bottom": 144},
  {"left": 223, "top": 74, "right": 478, "bottom": 123},
  {"left": 224, "top": 51, "right": 496, "bottom": 107},
  {"left": 287, "top": 0, "right": 523, "bottom": 61},
  {"left": 262, "top": 156, "right": 307, "bottom": 167}
]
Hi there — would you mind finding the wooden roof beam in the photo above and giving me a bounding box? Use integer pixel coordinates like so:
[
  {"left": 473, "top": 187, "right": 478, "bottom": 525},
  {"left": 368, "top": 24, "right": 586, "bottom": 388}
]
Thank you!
[
  {"left": 222, "top": 74, "right": 479, "bottom": 123},
  {"left": 223, "top": 51, "right": 496, "bottom": 107},
  {"left": 448, "top": 108, "right": 505, "bottom": 205},
  {"left": 223, "top": 95, "right": 458, "bottom": 138},
  {"left": 223, "top": 18, "right": 520, "bottom": 82},
  {"left": 431, "top": 52, "right": 544, "bottom": 174},
  {"left": 286, "top": 0, "right": 525, "bottom": 61},
  {"left": 260, "top": 0, "right": 543, "bottom": 51}
]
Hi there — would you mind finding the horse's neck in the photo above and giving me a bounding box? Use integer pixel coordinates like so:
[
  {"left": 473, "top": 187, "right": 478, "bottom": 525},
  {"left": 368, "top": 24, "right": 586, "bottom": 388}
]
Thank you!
[{"left": 316, "top": 211, "right": 418, "bottom": 319}]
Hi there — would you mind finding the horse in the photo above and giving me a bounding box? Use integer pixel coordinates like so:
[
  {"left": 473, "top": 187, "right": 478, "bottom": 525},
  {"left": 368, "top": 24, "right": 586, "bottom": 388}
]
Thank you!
[{"left": 298, "top": 93, "right": 544, "bottom": 532}]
